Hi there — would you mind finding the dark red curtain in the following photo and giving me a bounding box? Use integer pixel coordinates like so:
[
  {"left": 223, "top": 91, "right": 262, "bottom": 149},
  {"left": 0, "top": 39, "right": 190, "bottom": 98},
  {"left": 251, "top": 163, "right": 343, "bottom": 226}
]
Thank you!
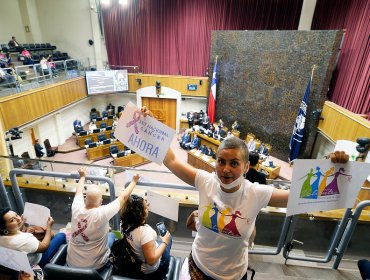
[
  {"left": 102, "top": 0, "right": 303, "bottom": 76},
  {"left": 312, "top": 0, "right": 370, "bottom": 116}
]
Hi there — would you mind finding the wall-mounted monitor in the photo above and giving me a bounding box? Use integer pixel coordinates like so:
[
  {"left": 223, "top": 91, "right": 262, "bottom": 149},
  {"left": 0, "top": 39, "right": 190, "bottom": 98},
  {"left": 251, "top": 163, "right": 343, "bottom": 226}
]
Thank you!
[{"left": 86, "top": 70, "right": 128, "bottom": 94}]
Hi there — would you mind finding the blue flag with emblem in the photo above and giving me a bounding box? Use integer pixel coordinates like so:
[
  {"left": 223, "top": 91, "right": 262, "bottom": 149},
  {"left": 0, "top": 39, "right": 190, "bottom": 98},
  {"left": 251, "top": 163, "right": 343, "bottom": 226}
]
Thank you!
[{"left": 289, "top": 73, "right": 312, "bottom": 162}]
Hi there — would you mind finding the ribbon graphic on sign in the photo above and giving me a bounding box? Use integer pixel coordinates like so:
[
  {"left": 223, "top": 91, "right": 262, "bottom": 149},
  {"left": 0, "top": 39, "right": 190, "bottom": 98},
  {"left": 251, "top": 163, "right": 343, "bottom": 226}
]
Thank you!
[
  {"left": 72, "top": 219, "right": 89, "bottom": 242},
  {"left": 126, "top": 111, "right": 141, "bottom": 134}
]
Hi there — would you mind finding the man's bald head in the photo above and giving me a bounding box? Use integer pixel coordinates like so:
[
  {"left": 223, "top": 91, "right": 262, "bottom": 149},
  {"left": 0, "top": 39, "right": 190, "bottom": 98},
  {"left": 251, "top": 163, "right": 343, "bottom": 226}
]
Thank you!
[{"left": 85, "top": 185, "right": 102, "bottom": 208}]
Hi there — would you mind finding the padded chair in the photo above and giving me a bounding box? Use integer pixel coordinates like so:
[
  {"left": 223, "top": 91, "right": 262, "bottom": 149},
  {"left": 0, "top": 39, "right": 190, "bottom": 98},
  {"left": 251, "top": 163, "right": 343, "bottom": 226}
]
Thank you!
[
  {"left": 75, "top": 126, "right": 83, "bottom": 133},
  {"left": 91, "top": 112, "right": 99, "bottom": 121},
  {"left": 44, "top": 244, "right": 113, "bottom": 280},
  {"left": 100, "top": 122, "right": 107, "bottom": 129},
  {"left": 98, "top": 134, "right": 107, "bottom": 142},
  {"left": 84, "top": 138, "right": 93, "bottom": 146},
  {"left": 44, "top": 139, "right": 58, "bottom": 156},
  {"left": 110, "top": 132, "right": 115, "bottom": 139},
  {"left": 109, "top": 256, "right": 181, "bottom": 280},
  {"left": 109, "top": 145, "right": 119, "bottom": 157},
  {"left": 102, "top": 111, "right": 109, "bottom": 118},
  {"left": 245, "top": 133, "right": 256, "bottom": 144}
]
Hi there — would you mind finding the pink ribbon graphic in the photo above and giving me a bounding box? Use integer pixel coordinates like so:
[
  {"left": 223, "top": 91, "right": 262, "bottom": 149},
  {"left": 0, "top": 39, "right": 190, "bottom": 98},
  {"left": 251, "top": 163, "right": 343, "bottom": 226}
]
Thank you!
[
  {"left": 126, "top": 111, "right": 141, "bottom": 134},
  {"left": 72, "top": 219, "right": 89, "bottom": 242}
]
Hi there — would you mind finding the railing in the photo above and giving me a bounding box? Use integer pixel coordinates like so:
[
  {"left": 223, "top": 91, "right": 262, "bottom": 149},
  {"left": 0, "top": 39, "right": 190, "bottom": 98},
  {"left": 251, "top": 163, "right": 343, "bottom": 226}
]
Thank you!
[
  {"left": 0, "top": 154, "right": 368, "bottom": 268},
  {"left": 0, "top": 57, "right": 90, "bottom": 97}
]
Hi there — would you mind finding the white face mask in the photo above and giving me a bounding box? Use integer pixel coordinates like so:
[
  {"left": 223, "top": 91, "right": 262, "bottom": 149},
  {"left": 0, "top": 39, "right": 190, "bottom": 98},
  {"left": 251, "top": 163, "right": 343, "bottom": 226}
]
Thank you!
[{"left": 214, "top": 173, "right": 245, "bottom": 190}]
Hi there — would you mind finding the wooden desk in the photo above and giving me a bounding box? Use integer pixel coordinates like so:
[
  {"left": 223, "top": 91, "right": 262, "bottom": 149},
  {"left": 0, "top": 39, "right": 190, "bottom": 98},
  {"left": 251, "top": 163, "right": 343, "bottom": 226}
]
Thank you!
[
  {"left": 260, "top": 164, "right": 281, "bottom": 179},
  {"left": 96, "top": 119, "right": 113, "bottom": 128},
  {"left": 193, "top": 131, "right": 221, "bottom": 151},
  {"left": 187, "top": 149, "right": 216, "bottom": 173},
  {"left": 86, "top": 141, "right": 124, "bottom": 160},
  {"left": 77, "top": 130, "right": 113, "bottom": 147},
  {"left": 113, "top": 153, "right": 150, "bottom": 167}
]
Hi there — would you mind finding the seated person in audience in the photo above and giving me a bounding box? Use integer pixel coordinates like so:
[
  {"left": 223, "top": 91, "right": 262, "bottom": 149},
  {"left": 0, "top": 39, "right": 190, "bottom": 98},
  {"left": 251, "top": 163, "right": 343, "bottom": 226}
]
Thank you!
[
  {"left": 199, "top": 145, "right": 207, "bottom": 154},
  {"left": 21, "top": 48, "right": 33, "bottom": 65},
  {"left": 47, "top": 56, "right": 57, "bottom": 77},
  {"left": 245, "top": 152, "right": 266, "bottom": 185},
  {"left": 113, "top": 116, "right": 119, "bottom": 127},
  {"left": 73, "top": 118, "right": 82, "bottom": 132},
  {"left": 120, "top": 194, "right": 172, "bottom": 279},
  {"left": 34, "top": 139, "right": 44, "bottom": 158},
  {"left": 257, "top": 142, "right": 268, "bottom": 156},
  {"left": 226, "top": 131, "right": 233, "bottom": 138},
  {"left": 0, "top": 208, "right": 66, "bottom": 267},
  {"left": 219, "top": 128, "right": 227, "bottom": 138},
  {"left": 141, "top": 106, "right": 349, "bottom": 279},
  {"left": 106, "top": 103, "right": 115, "bottom": 115},
  {"left": 247, "top": 137, "right": 256, "bottom": 152},
  {"left": 205, "top": 147, "right": 215, "bottom": 158},
  {"left": 0, "top": 50, "right": 12, "bottom": 68},
  {"left": 186, "top": 134, "right": 200, "bottom": 150},
  {"left": 218, "top": 119, "right": 224, "bottom": 129},
  {"left": 232, "top": 120, "right": 240, "bottom": 131},
  {"left": 89, "top": 121, "right": 97, "bottom": 132},
  {"left": 67, "top": 168, "right": 140, "bottom": 270},
  {"left": 188, "top": 112, "right": 194, "bottom": 128},
  {"left": 0, "top": 68, "right": 15, "bottom": 84},
  {"left": 8, "top": 36, "right": 19, "bottom": 49},
  {"left": 179, "top": 130, "right": 191, "bottom": 149},
  {"left": 213, "top": 126, "right": 220, "bottom": 139}
]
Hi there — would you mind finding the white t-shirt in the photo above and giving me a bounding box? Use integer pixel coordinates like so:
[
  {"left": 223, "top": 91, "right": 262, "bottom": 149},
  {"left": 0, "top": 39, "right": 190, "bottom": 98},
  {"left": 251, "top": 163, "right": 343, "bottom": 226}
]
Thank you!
[
  {"left": 192, "top": 170, "right": 273, "bottom": 280},
  {"left": 0, "top": 232, "right": 39, "bottom": 253},
  {"left": 66, "top": 194, "right": 120, "bottom": 269},
  {"left": 126, "top": 224, "right": 160, "bottom": 274}
]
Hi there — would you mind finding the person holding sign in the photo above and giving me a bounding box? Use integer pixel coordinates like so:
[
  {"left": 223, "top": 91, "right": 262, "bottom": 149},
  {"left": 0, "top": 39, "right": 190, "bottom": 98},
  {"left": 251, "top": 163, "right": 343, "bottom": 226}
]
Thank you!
[
  {"left": 140, "top": 106, "right": 348, "bottom": 280},
  {"left": 119, "top": 194, "right": 172, "bottom": 278},
  {"left": 0, "top": 208, "right": 66, "bottom": 268},
  {"left": 66, "top": 168, "right": 140, "bottom": 270}
]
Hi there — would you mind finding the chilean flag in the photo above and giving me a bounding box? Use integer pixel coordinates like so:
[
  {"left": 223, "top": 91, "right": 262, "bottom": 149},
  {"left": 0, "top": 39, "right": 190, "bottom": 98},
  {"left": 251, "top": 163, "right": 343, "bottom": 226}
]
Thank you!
[{"left": 207, "top": 59, "right": 218, "bottom": 124}]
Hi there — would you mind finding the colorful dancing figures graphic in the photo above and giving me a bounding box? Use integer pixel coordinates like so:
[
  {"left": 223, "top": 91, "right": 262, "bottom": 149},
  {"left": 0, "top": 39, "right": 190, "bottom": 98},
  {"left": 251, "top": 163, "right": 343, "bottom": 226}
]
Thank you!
[
  {"left": 222, "top": 210, "right": 246, "bottom": 237},
  {"left": 321, "top": 167, "right": 352, "bottom": 196},
  {"left": 218, "top": 207, "right": 231, "bottom": 233},
  {"left": 299, "top": 168, "right": 315, "bottom": 198},
  {"left": 307, "top": 166, "right": 324, "bottom": 199},
  {"left": 210, "top": 203, "right": 220, "bottom": 233},
  {"left": 202, "top": 203, "right": 213, "bottom": 229},
  {"left": 318, "top": 167, "right": 335, "bottom": 196}
]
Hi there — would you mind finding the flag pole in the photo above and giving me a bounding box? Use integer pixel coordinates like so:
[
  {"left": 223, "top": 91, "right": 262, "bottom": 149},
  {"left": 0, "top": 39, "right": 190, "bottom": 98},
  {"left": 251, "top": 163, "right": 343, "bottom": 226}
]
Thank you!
[{"left": 311, "top": 64, "right": 316, "bottom": 80}]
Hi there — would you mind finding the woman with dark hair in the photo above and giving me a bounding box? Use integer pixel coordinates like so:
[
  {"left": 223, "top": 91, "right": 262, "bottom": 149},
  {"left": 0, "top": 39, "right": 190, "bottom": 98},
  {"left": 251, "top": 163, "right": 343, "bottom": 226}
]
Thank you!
[
  {"left": 120, "top": 194, "right": 172, "bottom": 279},
  {"left": 0, "top": 208, "right": 66, "bottom": 267}
]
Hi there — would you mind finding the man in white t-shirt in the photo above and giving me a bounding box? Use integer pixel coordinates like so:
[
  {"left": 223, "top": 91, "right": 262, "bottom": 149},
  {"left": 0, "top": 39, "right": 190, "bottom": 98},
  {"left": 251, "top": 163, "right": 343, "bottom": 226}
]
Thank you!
[{"left": 66, "top": 168, "right": 140, "bottom": 270}]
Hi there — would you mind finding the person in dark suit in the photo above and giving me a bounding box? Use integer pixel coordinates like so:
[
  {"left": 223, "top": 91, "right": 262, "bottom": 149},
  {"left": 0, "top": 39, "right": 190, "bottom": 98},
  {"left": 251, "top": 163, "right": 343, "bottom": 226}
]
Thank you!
[
  {"left": 8, "top": 36, "right": 19, "bottom": 50},
  {"left": 200, "top": 145, "right": 207, "bottom": 154},
  {"left": 34, "top": 139, "right": 44, "bottom": 158},
  {"left": 232, "top": 120, "right": 240, "bottom": 131},
  {"left": 245, "top": 152, "right": 266, "bottom": 184},
  {"left": 186, "top": 134, "right": 200, "bottom": 150},
  {"left": 106, "top": 103, "right": 115, "bottom": 115},
  {"left": 188, "top": 112, "right": 194, "bottom": 128},
  {"left": 179, "top": 130, "right": 191, "bottom": 149},
  {"left": 257, "top": 143, "right": 269, "bottom": 156},
  {"left": 73, "top": 118, "right": 82, "bottom": 132}
]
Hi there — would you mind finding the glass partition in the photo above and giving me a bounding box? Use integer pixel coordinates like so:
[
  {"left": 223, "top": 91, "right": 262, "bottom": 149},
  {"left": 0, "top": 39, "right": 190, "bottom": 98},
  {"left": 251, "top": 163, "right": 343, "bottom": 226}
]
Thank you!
[{"left": 0, "top": 57, "right": 91, "bottom": 98}]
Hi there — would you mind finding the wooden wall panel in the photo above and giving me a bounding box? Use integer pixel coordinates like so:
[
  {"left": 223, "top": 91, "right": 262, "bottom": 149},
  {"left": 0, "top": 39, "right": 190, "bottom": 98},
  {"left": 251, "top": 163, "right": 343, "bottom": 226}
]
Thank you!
[
  {"left": 142, "top": 97, "right": 177, "bottom": 129},
  {"left": 128, "top": 74, "right": 208, "bottom": 97},
  {"left": 318, "top": 101, "right": 370, "bottom": 142},
  {"left": 0, "top": 77, "right": 87, "bottom": 131}
]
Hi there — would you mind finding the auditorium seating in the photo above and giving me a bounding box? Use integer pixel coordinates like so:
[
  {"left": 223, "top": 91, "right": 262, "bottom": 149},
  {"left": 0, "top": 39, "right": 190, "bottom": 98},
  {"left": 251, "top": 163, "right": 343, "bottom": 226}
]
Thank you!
[
  {"left": 44, "top": 244, "right": 113, "bottom": 280},
  {"left": 108, "top": 256, "right": 182, "bottom": 280},
  {"left": 98, "top": 134, "right": 107, "bottom": 142},
  {"left": 44, "top": 139, "right": 58, "bottom": 156},
  {"left": 84, "top": 138, "right": 93, "bottom": 146},
  {"left": 109, "top": 145, "right": 119, "bottom": 157}
]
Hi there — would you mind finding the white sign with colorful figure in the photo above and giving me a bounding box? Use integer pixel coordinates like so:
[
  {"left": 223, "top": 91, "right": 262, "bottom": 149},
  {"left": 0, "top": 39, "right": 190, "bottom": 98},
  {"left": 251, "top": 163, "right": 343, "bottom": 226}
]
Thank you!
[{"left": 287, "top": 159, "right": 370, "bottom": 216}]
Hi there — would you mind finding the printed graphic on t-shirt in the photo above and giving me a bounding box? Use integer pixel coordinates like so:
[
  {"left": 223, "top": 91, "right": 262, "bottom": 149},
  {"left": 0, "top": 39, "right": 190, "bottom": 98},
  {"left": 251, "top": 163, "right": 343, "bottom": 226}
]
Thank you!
[
  {"left": 202, "top": 203, "right": 249, "bottom": 237},
  {"left": 72, "top": 218, "right": 90, "bottom": 242}
]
